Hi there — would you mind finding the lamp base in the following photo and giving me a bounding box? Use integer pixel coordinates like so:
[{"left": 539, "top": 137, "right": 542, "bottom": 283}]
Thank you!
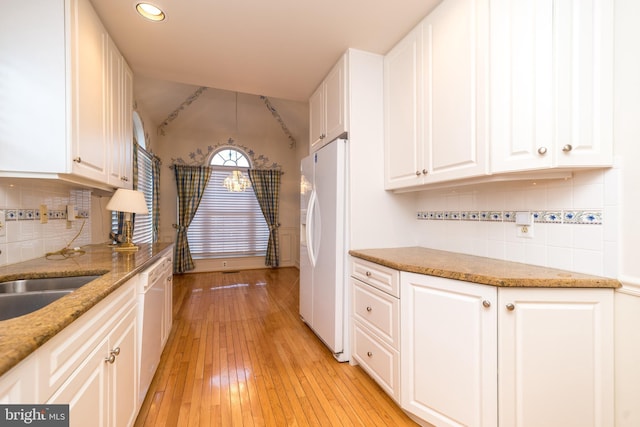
[{"left": 114, "top": 242, "right": 139, "bottom": 252}]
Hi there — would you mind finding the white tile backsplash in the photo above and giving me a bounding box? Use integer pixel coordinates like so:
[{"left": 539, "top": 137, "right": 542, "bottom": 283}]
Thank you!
[
  {"left": 0, "top": 179, "right": 92, "bottom": 267},
  {"left": 416, "top": 168, "right": 619, "bottom": 277}
]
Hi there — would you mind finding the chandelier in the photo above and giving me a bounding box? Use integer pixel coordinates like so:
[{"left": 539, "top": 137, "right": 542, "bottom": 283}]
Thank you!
[{"left": 223, "top": 170, "right": 251, "bottom": 192}]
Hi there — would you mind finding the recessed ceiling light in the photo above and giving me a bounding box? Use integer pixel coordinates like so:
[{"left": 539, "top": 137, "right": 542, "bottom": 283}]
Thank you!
[{"left": 136, "top": 3, "right": 166, "bottom": 21}]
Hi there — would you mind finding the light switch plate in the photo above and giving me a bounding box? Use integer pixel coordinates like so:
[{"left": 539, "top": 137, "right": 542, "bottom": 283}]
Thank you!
[{"left": 0, "top": 210, "right": 5, "bottom": 237}]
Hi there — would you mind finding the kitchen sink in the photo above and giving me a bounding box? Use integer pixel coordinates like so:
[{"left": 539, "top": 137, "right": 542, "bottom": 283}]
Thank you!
[{"left": 0, "top": 275, "right": 101, "bottom": 321}]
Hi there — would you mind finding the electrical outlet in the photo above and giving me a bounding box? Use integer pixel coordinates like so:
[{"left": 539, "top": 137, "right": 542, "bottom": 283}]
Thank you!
[
  {"left": 517, "top": 224, "right": 534, "bottom": 238},
  {"left": 40, "top": 205, "right": 48, "bottom": 224},
  {"left": 0, "top": 210, "right": 5, "bottom": 237},
  {"left": 223, "top": 261, "right": 227, "bottom": 267}
]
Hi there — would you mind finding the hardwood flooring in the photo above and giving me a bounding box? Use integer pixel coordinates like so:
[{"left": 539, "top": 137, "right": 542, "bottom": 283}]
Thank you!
[{"left": 134, "top": 267, "right": 417, "bottom": 426}]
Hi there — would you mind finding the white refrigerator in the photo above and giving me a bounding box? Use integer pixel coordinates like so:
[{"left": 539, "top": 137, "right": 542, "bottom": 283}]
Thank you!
[{"left": 300, "top": 138, "right": 349, "bottom": 362}]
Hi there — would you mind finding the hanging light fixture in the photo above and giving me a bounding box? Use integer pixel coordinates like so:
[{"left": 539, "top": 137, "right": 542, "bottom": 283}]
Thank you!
[
  {"left": 223, "top": 92, "right": 252, "bottom": 192},
  {"left": 223, "top": 170, "right": 251, "bottom": 192}
]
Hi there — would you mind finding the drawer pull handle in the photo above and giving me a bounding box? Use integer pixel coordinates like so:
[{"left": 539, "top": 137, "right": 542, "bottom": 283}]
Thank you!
[
  {"left": 367, "top": 351, "right": 373, "bottom": 357},
  {"left": 562, "top": 144, "right": 573, "bottom": 152},
  {"left": 537, "top": 147, "right": 547, "bottom": 155},
  {"left": 365, "top": 271, "right": 372, "bottom": 277},
  {"left": 482, "top": 300, "right": 491, "bottom": 308},
  {"left": 506, "top": 303, "right": 515, "bottom": 311},
  {"left": 366, "top": 306, "right": 372, "bottom": 312}
]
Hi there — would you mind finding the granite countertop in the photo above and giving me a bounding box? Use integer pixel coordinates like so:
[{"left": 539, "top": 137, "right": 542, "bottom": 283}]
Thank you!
[
  {"left": 0, "top": 242, "right": 173, "bottom": 377},
  {"left": 349, "top": 247, "right": 620, "bottom": 288}
]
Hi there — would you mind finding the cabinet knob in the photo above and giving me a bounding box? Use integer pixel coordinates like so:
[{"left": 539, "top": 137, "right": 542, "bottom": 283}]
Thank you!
[
  {"left": 105, "top": 354, "right": 116, "bottom": 364},
  {"left": 482, "top": 300, "right": 491, "bottom": 308},
  {"left": 562, "top": 144, "right": 573, "bottom": 152},
  {"left": 506, "top": 303, "right": 515, "bottom": 311},
  {"left": 422, "top": 169, "right": 428, "bottom": 175},
  {"left": 537, "top": 147, "right": 547, "bottom": 155},
  {"left": 366, "top": 306, "right": 372, "bottom": 312},
  {"left": 320, "top": 134, "right": 326, "bottom": 140},
  {"left": 415, "top": 170, "right": 421, "bottom": 176},
  {"left": 367, "top": 351, "right": 373, "bottom": 357},
  {"left": 111, "top": 347, "right": 121, "bottom": 356},
  {"left": 73, "top": 157, "right": 82, "bottom": 163},
  {"left": 365, "top": 271, "right": 372, "bottom": 277}
]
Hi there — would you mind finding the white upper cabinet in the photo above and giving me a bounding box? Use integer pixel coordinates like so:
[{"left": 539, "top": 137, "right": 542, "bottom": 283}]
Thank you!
[
  {"left": 490, "top": 0, "right": 614, "bottom": 173},
  {"left": 384, "top": 0, "right": 489, "bottom": 190},
  {"left": 309, "top": 55, "right": 346, "bottom": 152},
  {"left": 0, "top": 0, "right": 133, "bottom": 190},
  {"left": 384, "top": 0, "right": 613, "bottom": 191}
]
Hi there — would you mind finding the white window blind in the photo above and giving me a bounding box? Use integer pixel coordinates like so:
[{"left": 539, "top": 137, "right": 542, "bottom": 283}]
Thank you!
[
  {"left": 110, "top": 146, "right": 154, "bottom": 244},
  {"left": 187, "top": 167, "right": 268, "bottom": 259},
  {"left": 132, "top": 148, "right": 154, "bottom": 244}
]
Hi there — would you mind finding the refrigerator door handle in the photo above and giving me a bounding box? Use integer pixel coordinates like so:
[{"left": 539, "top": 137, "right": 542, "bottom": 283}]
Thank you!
[{"left": 306, "top": 190, "right": 317, "bottom": 266}]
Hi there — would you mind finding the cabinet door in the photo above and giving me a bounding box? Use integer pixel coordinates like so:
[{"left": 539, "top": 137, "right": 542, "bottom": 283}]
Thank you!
[
  {"left": 323, "top": 56, "right": 346, "bottom": 144},
  {"left": 0, "top": 354, "right": 38, "bottom": 404},
  {"left": 108, "top": 43, "right": 134, "bottom": 189},
  {"left": 384, "top": 25, "right": 424, "bottom": 190},
  {"left": 423, "top": 0, "right": 488, "bottom": 183},
  {"left": 498, "top": 288, "right": 614, "bottom": 427},
  {"left": 47, "top": 339, "right": 109, "bottom": 427},
  {"left": 554, "top": 0, "right": 613, "bottom": 167},
  {"left": 0, "top": 0, "right": 67, "bottom": 174},
  {"left": 401, "top": 272, "right": 497, "bottom": 427},
  {"left": 109, "top": 306, "right": 138, "bottom": 427},
  {"left": 70, "top": 0, "right": 109, "bottom": 183},
  {"left": 309, "top": 84, "right": 325, "bottom": 151}
]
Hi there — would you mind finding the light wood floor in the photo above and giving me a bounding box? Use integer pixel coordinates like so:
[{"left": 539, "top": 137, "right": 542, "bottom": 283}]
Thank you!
[{"left": 134, "top": 267, "right": 417, "bottom": 426}]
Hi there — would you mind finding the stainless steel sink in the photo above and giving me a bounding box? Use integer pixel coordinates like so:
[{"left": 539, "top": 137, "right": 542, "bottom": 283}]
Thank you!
[{"left": 0, "top": 275, "right": 101, "bottom": 321}]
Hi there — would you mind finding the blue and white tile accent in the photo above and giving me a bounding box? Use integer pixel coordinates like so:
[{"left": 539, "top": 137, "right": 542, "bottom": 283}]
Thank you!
[
  {"left": 3, "top": 208, "right": 90, "bottom": 221},
  {"left": 417, "top": 209, "right": 603, "bottom": 225}
]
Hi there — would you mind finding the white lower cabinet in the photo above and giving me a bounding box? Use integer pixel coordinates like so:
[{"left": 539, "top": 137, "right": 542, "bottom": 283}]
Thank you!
[
  {"left": 401, "top": 272, "right": 497, "bottom": 427},
  {"left": 498, "top": 288, "right": 614, "bottom": 427},
  {"left": 401, "top": 271, "right": 614, "bottom": 427},
  {"left": 41, "top": 277, "right": 139, "bottom": 427}
]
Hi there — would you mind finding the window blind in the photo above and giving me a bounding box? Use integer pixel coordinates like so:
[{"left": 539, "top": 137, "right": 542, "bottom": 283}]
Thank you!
[
  {"left": 187, "top": 167, "right": 268, "bottom": 259},
  {"left": 110, "top": 146, "right": 154, "bottom": 244},
  {"left": 132, "top": 148, "right": 154, "bottom": 244}
]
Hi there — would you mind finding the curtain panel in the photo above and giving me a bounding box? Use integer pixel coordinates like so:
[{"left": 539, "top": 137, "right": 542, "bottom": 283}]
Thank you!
[
  {"left": 248, "top": 169, "right": 282, "bottom": 267},
  {"left": 151, "top": 155, "right": 161, "bottom": 242},
  {"left": 173, "top": 165, "right": 213, "bottom": 273}
]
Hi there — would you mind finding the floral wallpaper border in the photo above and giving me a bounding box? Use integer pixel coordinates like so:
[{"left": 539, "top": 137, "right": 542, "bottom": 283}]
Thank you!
[{"left": 416, "top": 210, "right": 603, "bottom": 225}]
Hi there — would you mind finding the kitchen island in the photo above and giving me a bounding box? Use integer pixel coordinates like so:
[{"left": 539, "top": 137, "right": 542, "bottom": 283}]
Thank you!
[{"left": 0, "top": 242, "right": 173, "bottom": 377}]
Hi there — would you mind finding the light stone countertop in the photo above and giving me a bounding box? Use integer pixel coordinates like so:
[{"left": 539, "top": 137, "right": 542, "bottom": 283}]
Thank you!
[
  {"left": 0, "top": 242, "right": 173, "bottom": 377},
  {"left": 349, "top": 247, "right": 620, "bottom": 288}
]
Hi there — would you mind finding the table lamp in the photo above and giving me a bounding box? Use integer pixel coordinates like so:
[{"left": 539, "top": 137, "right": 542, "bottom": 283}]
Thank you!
[{"left": 105, "top": 188, "right": 149, "bottom": 252}]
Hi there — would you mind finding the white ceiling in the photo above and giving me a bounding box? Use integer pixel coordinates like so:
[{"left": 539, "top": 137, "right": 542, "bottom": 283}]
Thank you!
[{"left": 90, "top": 0, "right": 442, "bottom": 102}]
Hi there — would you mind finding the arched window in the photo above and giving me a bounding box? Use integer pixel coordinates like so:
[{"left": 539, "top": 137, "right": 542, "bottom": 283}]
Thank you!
[{"left": 187, "top": 148, "right": 269, "bottom": 259}]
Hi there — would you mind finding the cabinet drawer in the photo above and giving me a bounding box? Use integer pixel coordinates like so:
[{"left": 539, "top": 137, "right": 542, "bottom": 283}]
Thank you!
[
  {"left": 353, "top": 322, "right": 400, "bottom": 402},
  {"left": 351, "top": 257, "right": 399, "bottom": 297},
  {"left": 352, "top": 278, "right": 399, "bottom": 348}
]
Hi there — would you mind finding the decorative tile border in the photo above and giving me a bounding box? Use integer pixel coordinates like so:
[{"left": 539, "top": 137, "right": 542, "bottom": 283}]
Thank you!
[
  {"left": 4, "top": 209, "right": 90, "bottom": 221},
  {"left": 417, "top": 210, "right": 602, "bottom": 225}
]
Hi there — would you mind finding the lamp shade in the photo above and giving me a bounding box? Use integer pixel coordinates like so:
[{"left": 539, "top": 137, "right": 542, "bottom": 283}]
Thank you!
[{"left": 105, "top": 189, "right": 149, "bottom": 214}]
